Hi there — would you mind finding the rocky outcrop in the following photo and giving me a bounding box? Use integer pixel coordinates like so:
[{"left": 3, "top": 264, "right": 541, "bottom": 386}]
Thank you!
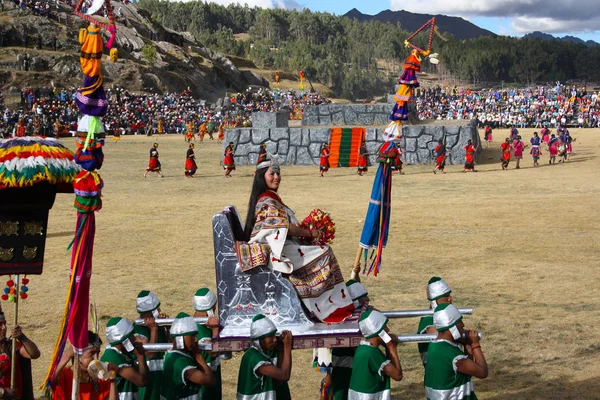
[{"left": 0, "top": 2, "right": 270, "bottom": 99}]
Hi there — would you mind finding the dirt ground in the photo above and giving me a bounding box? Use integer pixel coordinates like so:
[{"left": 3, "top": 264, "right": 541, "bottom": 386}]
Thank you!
[{"left": 8, "top": 128, "right": 600, "bottom": 398}]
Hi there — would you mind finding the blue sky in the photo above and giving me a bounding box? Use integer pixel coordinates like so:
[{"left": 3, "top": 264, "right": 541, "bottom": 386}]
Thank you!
[{"left": 208, "top": 0, "right": 600, "bottom": 42}]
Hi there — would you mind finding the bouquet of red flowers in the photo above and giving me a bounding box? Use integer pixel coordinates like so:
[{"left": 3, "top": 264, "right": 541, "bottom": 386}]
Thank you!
[{"left": 301, "top": 209, "right": 336, "bottom": 245}]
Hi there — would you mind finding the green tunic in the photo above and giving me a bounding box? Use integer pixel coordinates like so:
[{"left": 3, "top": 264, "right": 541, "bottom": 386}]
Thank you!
[
  {"left": 236, "top": 346, "right": 276, "bottom": 400},
  {"left": 331, "top": 347, "right": 355, "bottom": 400},
  {"left": 161, "top": 350, "right": 203, "bottom": 400},
  {"left": 347, "top": 342, "right": 391, "bottom": 400},
  {"left": 100, "top": 346, "right": 139, "bottom": 400},
  {"left": 137, "top": 326, "right": 168, "bottom": 400},
  {"left": 197, "top": 324, "right": 222, "bottom": 400},
  {"left": 424, "top": 340, "right": 477, "bottom": 400},
  {"left": 417, "top": 316, "right": 435, "bottom": 366},
  {"left": 266, "top": 350, "right": 291, "bottom": 400}
]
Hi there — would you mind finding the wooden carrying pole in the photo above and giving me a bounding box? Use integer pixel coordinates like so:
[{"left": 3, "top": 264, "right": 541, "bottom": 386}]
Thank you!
[
  {"left": 10, "top": 274, "right": 19, "bottom": 390},
  {"left": 351, "top": 247, "right": 363, "bottom": 281},
  {"left": 72, "top": 350, "right": 80, "bottom": 400}
]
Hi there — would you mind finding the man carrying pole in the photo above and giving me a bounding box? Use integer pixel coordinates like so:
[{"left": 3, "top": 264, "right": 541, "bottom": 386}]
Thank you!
[
  {"left": 417, "top": 277, "right": 453, "bottom": 367},
  {"left": 100, "top": 317, "right": 149, "bottom": 399},
  {"left": 161, "top": 313, "right": 215, "bottom": 400},
  {"left": 0, "top": 308, "right": 39, "bottom": 399},
  {"left": 424, "top": 304, "right": 487, "bottom": 399},
  {"left": 134, "top": 291, "right": 169, "bottom": 400},
  {"left": 193, "top": 288, "right": 222, "bottom": 400}
]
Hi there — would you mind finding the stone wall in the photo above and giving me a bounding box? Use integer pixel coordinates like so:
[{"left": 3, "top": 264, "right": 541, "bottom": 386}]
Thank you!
[
  {"left": 302, "top": 104, "right": 391, "bottom": 126},
  {"left": 224, "top": 120, "right": 481, "bottom": 166}
]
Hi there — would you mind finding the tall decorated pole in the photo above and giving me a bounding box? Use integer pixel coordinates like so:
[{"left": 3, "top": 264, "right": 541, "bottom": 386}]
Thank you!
[
  {"left": 42, "top": 0, "right": 116, "bottom": 396},
  {"left": 0, "top": 137, "right": 80, "bottom": 394},
  {"left": 352, "top": 19, "right": 440, "bottom": 279}
]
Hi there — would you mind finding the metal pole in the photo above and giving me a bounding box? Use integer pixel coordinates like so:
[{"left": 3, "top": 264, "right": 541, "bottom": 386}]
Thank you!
[
  {"left": 135, "top": 308, "right": 473, "bottom": 327},
  {"left": 382, "top": 308, "right": 473, "bottom": 318},
  {"left": 142, "top": 332, "right": 482, "bottom": 353},
  {"left": 135, "top": 316, "right": 208, "bottom": 326},
  {"left": 10, "top": 274, "right": 19, "bottom": 390}
]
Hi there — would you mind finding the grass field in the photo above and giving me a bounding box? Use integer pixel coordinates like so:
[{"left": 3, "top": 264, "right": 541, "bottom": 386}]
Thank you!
[{"left": 8, "top": 128, "right": 600, "bottom": 399}]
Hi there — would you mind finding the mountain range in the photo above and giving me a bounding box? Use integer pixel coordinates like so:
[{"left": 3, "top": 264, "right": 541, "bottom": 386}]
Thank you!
[
  {"left": 343, "top": 9, "right": 599, "bottom": 46},
  {"left": 523, "top": 31, "right": 600, "bottom": 47},
  {"left": 343, "top": 8, "right": 496, "bottom": 40}
]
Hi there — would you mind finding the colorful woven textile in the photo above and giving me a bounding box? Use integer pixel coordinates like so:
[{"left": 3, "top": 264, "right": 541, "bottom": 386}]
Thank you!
[
  {"left": 329, "top": 128, "right": 365, "bottom": 168},
  {"left": 0, "top": 137, "right": 80, "bottom": 190},
  {"left": 234, "top": 241, "right": 271, "bottom": 272}
]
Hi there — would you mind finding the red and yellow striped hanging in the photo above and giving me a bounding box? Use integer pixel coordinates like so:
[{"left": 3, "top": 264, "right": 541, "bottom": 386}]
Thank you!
[{"left": 329, "top": 128, "right": 365, "bottom": 168}]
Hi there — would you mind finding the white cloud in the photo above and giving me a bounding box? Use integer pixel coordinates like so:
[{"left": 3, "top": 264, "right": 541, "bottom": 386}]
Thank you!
[
  {"left": 390, "top": 0, "right": 600, "bottom": 34},
  {"left": 512, "top": 16, "right": 600, "bottom": 34}
]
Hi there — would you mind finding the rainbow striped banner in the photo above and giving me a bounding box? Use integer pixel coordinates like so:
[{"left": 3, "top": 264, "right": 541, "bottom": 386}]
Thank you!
[{"left": 329, "top": 128, "right": 365, "bottom": 168}]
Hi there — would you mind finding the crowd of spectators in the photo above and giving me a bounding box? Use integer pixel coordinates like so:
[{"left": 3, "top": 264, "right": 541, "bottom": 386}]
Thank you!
[
  {"left": 0, "top": 86, "right": 330, "bottom": 138},
  {"left": 414, "top": 82, "right": 600, "bottom": 128}
]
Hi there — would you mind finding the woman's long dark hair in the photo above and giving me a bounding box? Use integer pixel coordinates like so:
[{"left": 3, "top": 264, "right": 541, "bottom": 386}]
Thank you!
[{"left": 244, "top": 166, "right": 271, "bottom": 241}]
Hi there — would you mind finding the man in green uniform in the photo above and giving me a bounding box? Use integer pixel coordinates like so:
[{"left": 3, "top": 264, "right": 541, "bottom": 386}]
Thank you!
[
  {"left": 193, "top": 288, "right": 222, "bottom": 399},
  {"left": 236, "top": 314, "right": 293, "bottom": 400},
  {"left": 323, "top": 280, "right": 370, "bottom": 400},
  {"left": 161, "top": 312, "right": 215, "bottom": 400},
  {"left": 348, "top": 309, "right": 403, "bottom": 399},
  {"left": 424, "top": 304, "right": 488, "bottom": 400},
  {"left": 417, "top": 277, "right": 453, "bottom": 366},
  {"left": 134, "top": 290, "right": 169, "bottom": 400},
  {"left": 100, "top": 317, "right": 149, "bottom": 399}
]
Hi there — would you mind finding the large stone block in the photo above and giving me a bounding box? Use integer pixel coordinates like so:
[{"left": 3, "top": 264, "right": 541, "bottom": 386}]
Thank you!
[
  {"left": 248, "top": 153, "right": 258, "bottom": 165},
  {"left": 376, "top": 128, "right": 385, "bottom": 142},
  {"left": 318, "top": 114, "right": 332, "bottom": 125},
  {"left": 252, "top": 111, "right": 289, "bottom": 128},
  {"left": 358, "top": 113, "right": 375, "bottom": 125},
  {"left": 290, "top": 129, "right": 302, "bottom": 146},
  {"left": 417, "top": 148, "right": 432, "bottom": 162},
  {"left": 309, "top": 143, "right": 323, "bottom": 158},
  {"left": 444, "top": 125, "right": 461, "bottom": 136},
  {"left": 301, "top": 130, "right": 310, "bottom": 146},
  {"left": 296, "top": 147, "right": 314, "bottom": 165},
  {"left": 235, "top": 144, "right": 261, "bottom": 157},
  {"left": 239, "top": 128, "right": 252, "bottom": 144},
  {"left": 375, "top": 113, "right": 390, "bottom": 125},
  {"left": 366, "top": 142, "right": 381, "bottom": 154},
  {"left": 310, "top": 128, "right": 331, "bottom": 143},
  {"left": 264, "top": 140, "right": 278, "bottom": 154},
  {"left": 270, "top": 128, "right": 290, "bottom": 141},
  {"left": 279, "top": 139, "right": 289, "bottom": 155},
  {"left": 331, "top": 112, "right": 345, "bottom": 125},
  {"left": 445, "top": 134, "right": 460, "bottom": 149},
  {"left": 405, "top": 152, "right": 419, "bottom": 165},
  {"left": 252, "top": 129, "right": 270, "bottom": 144},
  {"left": 404, "top": 126, "right": 423, "bottom": 138},
  {"left": 369, "top": 155, "right": 378, "bottom": 165},
  {"left": 405, "top": 138, "right": 417, "bottom": 152},
  {"left": 234, "top": 156, "right": 249, "bottom": 166},
  {"left": 431, "top": 128, "right": 444, "bottom": 142},
  {"left": 302, "top": 115, "right": 319, "bottom": 126},
  {"left": 329, "top": 104, "right": 344, "bottom": 113},
  {"left": 344, "top": 107, "right": 358, "bottom": 125},
  {"left": 418, "top": 134, "right": 433, "bottom": 148},
  {"left": 224, "top": 128, "right": 240, "bottom": 145},
  {"left": 366, "top": 128, "right": 378, "bottom": 142},
  {"left": 317, "top": 105, "right": 332, "bottom": 116},
  {"left": 303, "top": 106, "right": 319, "bottom": 119},
  {"left": 286, "top": 146, "right": 297, "bottom": 164}
]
